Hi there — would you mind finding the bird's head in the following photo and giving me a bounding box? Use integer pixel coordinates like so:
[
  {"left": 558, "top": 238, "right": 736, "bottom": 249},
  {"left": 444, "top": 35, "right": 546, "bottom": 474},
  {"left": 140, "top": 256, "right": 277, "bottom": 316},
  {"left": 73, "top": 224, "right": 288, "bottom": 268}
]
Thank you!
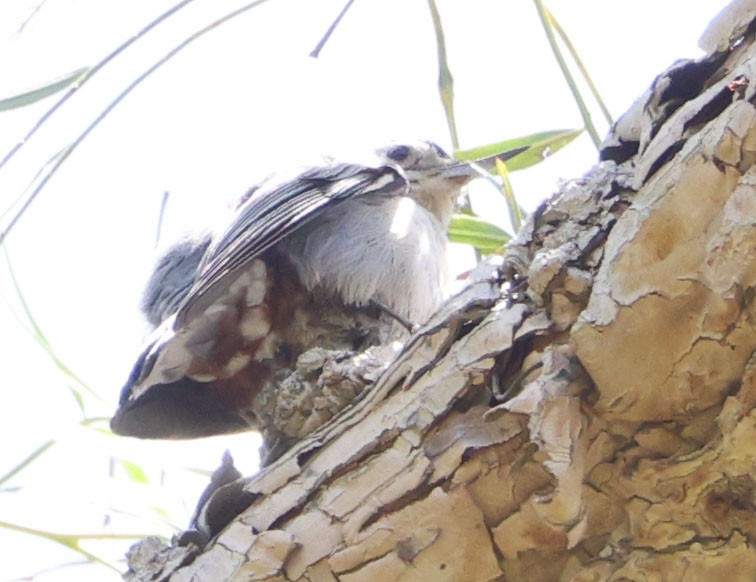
[{"left": 375, "top": 140, "right": 476, "bottom": 227}]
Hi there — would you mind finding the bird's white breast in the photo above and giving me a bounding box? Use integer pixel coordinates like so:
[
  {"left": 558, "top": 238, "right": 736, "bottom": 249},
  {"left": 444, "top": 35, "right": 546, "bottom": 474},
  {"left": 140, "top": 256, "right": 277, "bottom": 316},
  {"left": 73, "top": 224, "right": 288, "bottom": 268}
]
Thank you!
[{"left": 282, "top": 195, "right": 449, "bottom": 324}]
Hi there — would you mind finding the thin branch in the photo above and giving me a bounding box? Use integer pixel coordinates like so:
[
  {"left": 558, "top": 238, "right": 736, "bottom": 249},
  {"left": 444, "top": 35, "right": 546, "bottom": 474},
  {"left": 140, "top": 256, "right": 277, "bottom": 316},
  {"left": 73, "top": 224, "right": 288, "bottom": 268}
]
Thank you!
[
  {"left": 0, "top": 0, "right": 274, "bottom": 246},
  {"left": 0, "top": 440, "right": 55, "bottom": 488},
  {"left": 0, "top": 0, "right": 197, "bottom": 173},
  {"left": 156, "top": 190, "right": 170, "bottom": 246},
  {"left": 546, "top": 7, "right": 613, "bottom": 125},
  {"left": 12, "top": 0, "right": 50, "bottom": 38},
  {"left": 532, "top": 0, "right": 601, "bottom": 149},
  {"left": 310, "top": 0, "right": 359, "bottom": 58}
]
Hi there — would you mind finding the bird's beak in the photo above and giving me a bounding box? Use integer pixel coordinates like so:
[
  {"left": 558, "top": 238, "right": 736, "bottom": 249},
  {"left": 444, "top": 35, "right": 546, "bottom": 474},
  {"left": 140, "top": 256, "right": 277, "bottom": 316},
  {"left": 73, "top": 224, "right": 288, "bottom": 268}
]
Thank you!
[{"left": 439, "top": 162, "right": 478, "bottom": 186}]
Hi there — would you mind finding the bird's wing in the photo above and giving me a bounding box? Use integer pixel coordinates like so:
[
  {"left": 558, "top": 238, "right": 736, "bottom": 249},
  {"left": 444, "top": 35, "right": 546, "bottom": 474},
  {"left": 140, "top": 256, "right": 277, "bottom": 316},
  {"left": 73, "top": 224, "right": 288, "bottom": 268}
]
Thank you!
[{"left": 177, "top": 162, "right": 407, "bottom": 325}]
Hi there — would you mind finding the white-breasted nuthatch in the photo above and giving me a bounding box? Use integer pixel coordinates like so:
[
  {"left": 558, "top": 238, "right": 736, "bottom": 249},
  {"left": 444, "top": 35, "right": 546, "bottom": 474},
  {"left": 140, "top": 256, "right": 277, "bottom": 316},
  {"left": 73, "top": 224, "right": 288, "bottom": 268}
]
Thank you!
[{"left": 111, "top": 141, "right": 487, "bottom": 439}]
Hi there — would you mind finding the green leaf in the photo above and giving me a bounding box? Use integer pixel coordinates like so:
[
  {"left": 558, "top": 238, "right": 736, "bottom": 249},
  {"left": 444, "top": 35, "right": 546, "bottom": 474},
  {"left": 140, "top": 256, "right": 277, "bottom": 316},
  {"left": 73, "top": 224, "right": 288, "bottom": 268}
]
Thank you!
[
  {"left": 0, "top": 518, "right": 148, "bottom": 571},
  {"left": 116, "top": 459, "right": 149, "bottom": 484},
  {"left": 455, "top": 128, "right": 582, "bottom": 172},
  {"left": 1, "top": 1, "right": 275, "bottom": 242},
  {"left": 495, "top": 158, "right": 524, "bottom": 233},
  {"left": 426, "top": 0, "right": 458, "bottom": 149},
  {"left": 532, "top": 0, "right": 601, "bottom": 148},
  {"left": 0, "top": 67, "right": 89, "bottom": 111},
  {"left": 448, "top": 214, "right": 511, "bottom": 254},
  {"left": 80, "top": 416, "right": 111, "bottom": 428},
  {"left": 546, "top": 8, "right": 613, "bottom": 125},
  {"left": 0, "top": 440, "right": 56, "bottom": 488},
  {"left": 3, "top": 249, "right": 100, "bottom": 410}
]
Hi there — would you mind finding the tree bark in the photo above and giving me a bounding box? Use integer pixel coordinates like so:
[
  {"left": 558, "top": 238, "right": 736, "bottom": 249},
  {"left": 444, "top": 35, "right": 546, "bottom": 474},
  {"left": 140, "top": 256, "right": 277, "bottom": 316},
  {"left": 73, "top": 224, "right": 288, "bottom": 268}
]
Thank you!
[{"left": 124, "top": 3, "right": 756, "bottom": 580}]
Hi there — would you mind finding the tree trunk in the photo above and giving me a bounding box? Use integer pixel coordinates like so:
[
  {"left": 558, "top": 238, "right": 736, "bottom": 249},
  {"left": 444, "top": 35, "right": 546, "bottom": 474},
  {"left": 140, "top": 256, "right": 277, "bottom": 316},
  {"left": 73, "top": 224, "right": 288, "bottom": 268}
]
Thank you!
[{"left": 124, "top": 4, "right": 756, "bottom": 580}]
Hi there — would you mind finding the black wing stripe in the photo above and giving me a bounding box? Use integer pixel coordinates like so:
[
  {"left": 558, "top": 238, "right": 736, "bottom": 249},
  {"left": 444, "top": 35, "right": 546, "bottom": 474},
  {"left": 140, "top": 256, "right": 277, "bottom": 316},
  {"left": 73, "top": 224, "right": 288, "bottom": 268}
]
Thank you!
[
  {"left": 177, "top": 163, "right": 407, "bottom": 324},
  {"left": 205, "top": 163, "right": 372, "bottom": 264}
]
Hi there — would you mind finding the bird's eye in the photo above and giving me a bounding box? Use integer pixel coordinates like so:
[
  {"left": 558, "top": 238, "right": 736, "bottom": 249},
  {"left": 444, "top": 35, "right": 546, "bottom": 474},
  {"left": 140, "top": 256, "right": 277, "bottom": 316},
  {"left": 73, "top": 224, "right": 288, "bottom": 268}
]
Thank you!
[{"left": 386, "top": 145, "right": 410, "bottom": 162}]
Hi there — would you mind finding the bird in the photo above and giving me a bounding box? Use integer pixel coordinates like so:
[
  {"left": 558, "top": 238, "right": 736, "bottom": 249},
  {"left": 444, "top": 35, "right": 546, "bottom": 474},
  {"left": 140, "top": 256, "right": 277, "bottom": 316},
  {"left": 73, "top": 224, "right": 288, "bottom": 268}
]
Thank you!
[
  {"left": 110, "top": 141, "right": 502, "bottom": 443},
  {"left": 175, "top": 450, "right": 253, "bottom": 547}
]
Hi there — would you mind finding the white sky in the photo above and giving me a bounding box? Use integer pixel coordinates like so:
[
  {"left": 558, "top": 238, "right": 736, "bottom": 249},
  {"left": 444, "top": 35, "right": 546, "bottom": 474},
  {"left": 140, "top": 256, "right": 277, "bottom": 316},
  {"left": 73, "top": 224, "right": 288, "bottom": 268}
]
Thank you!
[{"left": 0, "top": 0, "right": 727, "bottom": 579}]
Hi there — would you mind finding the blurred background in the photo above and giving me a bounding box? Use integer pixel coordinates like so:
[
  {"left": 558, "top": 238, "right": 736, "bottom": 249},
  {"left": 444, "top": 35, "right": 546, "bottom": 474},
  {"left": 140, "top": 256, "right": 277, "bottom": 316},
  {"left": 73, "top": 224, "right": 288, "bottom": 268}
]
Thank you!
[{"left": 0, "top": 0, "right": 725, "bottom": 579}]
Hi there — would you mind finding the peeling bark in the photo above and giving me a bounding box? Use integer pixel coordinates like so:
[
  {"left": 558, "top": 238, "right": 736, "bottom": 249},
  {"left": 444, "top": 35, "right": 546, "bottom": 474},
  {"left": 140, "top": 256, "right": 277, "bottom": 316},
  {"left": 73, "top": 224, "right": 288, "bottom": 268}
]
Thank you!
[{"left": 124, "top": 4, "right": 756, "bottom": 581}]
